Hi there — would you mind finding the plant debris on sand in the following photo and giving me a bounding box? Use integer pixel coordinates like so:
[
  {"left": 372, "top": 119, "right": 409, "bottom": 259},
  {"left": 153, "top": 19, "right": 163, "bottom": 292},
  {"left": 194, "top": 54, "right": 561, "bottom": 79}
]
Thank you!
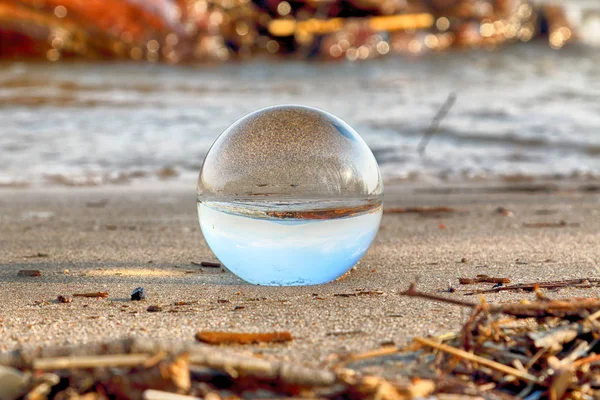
[{"left": 3, "top": 283, "right": 600, "bottom": 399}]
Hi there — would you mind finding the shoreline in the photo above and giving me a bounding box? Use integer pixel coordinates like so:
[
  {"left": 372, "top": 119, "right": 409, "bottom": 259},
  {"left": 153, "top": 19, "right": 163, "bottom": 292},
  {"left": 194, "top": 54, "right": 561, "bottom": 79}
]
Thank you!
[{"left": 1, "top": 180, "right": 599, "bottom": 364}]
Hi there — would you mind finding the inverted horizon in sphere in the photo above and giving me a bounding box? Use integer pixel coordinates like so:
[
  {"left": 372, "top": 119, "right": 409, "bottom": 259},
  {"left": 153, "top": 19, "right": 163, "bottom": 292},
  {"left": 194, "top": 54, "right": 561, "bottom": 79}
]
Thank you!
[{"left": 199, "top": 203, "right": 382, "bottom": 286}]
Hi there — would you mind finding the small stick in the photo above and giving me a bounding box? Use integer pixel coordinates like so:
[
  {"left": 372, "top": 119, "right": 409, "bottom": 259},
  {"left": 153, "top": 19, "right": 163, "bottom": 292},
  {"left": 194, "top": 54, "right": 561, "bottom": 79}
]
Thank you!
[
  {"left": 401, "top": 283, "right": 477, "bottom": 309},
  {"left": 191, "top": 261, "right": 221, "bottom": 268},
  {"left": 462, "top": 306, "right": 484, "bottom": 351},
  {"left": 326, "top": 330, "right": 364, "bottom": 337},
  {"left": 196, "top": 331, "right": 293, "bottom": 345},
  {"left": 523, "top": 221, "right": 579, "bottom": 228},
  {"left": 187, "top": 350, "right": 336, "bottom": 386},
  {"left": 464, "top": 278, "right": 595, "bottom": 295},
  {"left": 335, "top": 291, "right": 383, "bottom": 298},
  {"left": 24, "top": 253, "right": 48, "bottom": 258},
  {"left": 73, "top": 292, "right": 109, "bottom": 298},
  {"left": 200, "top": 261, "right": 221, "bottom": 268},
  {"left": 418, "top": 92, "right": 457, "bottom": 156},
  {"left": 18, "top": 270, "right": 41, "bottom": 277},
  {"left": 402, "top": 283, "right": 600, "bottom": 318},
  {"left": 525, "top": 348, "right": 547, "bottom": 371},
  {"left": 143, "top": 390, "right": 201, "bottom": 400},
  {"left": 2, "top": 337, "right": 335, "bottom": 389},
  {"left": 338, "top": 346, "right": 400, "bottom": 366},
  {"left": 459, "top": 276, "right": 511, "bottom": 285},
  {"left": 572, "top": 353, "right": 600, "bottom": 368},
  {"left": 414, "top": 337, "right": 542, "bottom": 384},
  {"left": 33, "top": 353, "right": 151, "bottom": 370},
  {"left": 587, "top": 309, "right": 600, "bottom": 324}
]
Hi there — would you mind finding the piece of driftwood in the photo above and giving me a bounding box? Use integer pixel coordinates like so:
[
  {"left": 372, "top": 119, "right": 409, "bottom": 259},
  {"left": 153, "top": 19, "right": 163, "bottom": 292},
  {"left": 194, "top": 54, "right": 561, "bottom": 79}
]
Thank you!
[
  {"left": 73, "top": 292, "right": 109, "bottom": 298},
  {"left": 190, "top": 261, "right": 221, "bottom": 268},
  {"left": 395, "top": 283, "right": 600, "bottom": 398},
  {"left": 334, "top": 291, "right": 383, "bottom": 297},
  {"left": 401, "top": 283, "right": 478, "bottom": 309},
  {"left": 24, "top": 253, "right": 48, "bottom": 258},
  {"left": 34, "top": 354, "right": 153, "bottom": 370},
  {"left": 336, "top": 346, "right": 400, "bottom": 367},
  {"left": 17, "top": 270, "right": 41, "bottom": 277},
  {"left": 463, "top": 278, "right": 599, "bottom": 295},
  {"left": 523, "top": 220, "right": 580, "bottom": 228},
  {"left": 458, "top": 275, "right": 511, "bottom": 285},
  {"left": 403, "top": 282, "right": 600, "bottom": 319},
  {"left": 195, "top": 331, "right": 293, "bottom": 345},
  {"left": 2, "top": 338, "right": 338, "bottom": 390},
  {"left": 414, "top": 337, "right": 542, "bottom": 384},
  {"left": 144, "top": 390, "right": 201, "bottom": 400},
  {"left": 187, "top": 348, "right": 335, "bottom": 387},
  {"left": 200, "top": 261, "right": 221, "bottom": 268}
]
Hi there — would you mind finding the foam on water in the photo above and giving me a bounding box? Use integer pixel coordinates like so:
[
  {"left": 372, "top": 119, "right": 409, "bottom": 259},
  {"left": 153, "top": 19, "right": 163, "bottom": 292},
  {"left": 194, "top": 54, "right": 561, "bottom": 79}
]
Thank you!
[
  {"left": 198, "top": 202, "right": 382, "bottom": 286},
  {"left": 1, "top": 44, "right": 600, "bottom": 185}
]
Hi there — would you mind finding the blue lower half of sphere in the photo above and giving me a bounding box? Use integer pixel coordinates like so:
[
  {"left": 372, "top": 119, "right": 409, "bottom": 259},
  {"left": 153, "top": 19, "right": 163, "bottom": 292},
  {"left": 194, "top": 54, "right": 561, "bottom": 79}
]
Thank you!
[{"left": 198, "top": 203, "right": 382, "bottom": 286}]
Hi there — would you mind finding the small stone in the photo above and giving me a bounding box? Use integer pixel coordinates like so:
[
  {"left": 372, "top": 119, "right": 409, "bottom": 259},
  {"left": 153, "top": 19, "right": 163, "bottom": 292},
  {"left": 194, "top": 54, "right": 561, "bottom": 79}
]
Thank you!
[
  {"left": 157, "top": 166, "right": 178, "bottom": 179},
  {"left": 131, "top": 287, "right": 146, "bottom": 301},
  {"left": 147, "top": 305, "right": 162, "bottom": 312},
  {"left": 447, "top": 281, "right": 457, "bottom": 293},
  {"left": 57, "top": 295, "right": 72, "bottom": 304},
  {"left": 0, "top": 365, "right": 29, "bottom": 400},
  {"left": 496, "top": 207, "right": 514, "bottom": 217}
]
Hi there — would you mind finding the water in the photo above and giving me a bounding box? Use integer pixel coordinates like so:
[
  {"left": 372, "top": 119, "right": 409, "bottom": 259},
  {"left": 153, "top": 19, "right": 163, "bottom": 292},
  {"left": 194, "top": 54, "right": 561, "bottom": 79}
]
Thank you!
[
  {"left": 198, "top": 202, "right": 382, "bottom": 286},
  {"left": 1, "top": 43, "right": 599, "bottom": 186}
]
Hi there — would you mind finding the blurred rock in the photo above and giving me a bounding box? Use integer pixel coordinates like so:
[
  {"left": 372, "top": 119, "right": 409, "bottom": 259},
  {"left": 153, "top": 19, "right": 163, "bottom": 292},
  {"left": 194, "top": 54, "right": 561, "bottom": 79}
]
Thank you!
[{"left": 0, "top": 366, "right": 29, "bottom": 400}]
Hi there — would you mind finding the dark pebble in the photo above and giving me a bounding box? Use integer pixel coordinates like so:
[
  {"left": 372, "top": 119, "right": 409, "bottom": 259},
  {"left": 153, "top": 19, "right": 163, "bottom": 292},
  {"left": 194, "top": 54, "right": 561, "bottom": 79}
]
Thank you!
[
  {"left": 57, "top": 295, "right": 72, "bottom": 303},
  {"left": 131, "top": 287, "right": 146, "bottom": 301},
  {"left": 147, "top": 305, "right": 162, "bottom": 312}
]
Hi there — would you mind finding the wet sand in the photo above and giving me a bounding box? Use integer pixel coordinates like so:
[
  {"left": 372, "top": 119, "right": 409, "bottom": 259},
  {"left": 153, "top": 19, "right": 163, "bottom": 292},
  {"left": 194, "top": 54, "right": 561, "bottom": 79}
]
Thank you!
[{"left": 0, "top": 181, "right": 599, "bottom": 365}]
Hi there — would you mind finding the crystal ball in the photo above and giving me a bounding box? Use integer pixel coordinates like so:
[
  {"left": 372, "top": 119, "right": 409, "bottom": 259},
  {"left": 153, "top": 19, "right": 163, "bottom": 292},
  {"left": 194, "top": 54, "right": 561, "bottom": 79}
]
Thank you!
[{"left": 197, "top": 105, "right": 383, "bottom": 286}]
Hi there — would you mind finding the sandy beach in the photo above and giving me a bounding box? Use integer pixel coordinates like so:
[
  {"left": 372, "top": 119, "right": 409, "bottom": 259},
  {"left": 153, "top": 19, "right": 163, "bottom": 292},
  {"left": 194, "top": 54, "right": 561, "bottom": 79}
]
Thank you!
[{"left": 1, "top": 181, "right": 599, "bottom": 365}]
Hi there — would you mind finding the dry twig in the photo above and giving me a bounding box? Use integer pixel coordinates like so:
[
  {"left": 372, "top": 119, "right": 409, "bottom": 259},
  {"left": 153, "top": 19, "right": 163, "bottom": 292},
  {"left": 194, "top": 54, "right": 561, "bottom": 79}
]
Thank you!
[
  {"left": 414, "top": 337, "right": 542, "bottom": 384},
  {"left": 73, "top": 292, "right": 109, "bottom": 298},
  {"left": 417, "top": 93, "right": 457, "bottom": 155},
  {"left": 459, "top": 275, "right": 511, "bottom": 285},
  {"left": 463, "top": 278, "right": 598, "bottom": 295},
  {"left": 18, "top": 270, "right": 41, "bottom": 277},
  {"left": 195, "top": 331, "right": 293, "bottom": 345}
]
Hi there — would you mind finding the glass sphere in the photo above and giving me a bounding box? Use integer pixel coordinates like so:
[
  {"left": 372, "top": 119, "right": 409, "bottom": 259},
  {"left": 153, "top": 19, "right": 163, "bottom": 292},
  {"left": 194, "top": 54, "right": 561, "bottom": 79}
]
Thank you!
[{"left": 197, "top": 105, "right": 383, "bottom": 286}]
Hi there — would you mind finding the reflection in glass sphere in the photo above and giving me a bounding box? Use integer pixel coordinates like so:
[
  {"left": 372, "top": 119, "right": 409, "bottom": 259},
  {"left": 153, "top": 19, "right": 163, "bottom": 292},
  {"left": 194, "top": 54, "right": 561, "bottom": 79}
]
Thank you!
[{"left": 197, "top": 105, "right": 383, "bottom": 286}]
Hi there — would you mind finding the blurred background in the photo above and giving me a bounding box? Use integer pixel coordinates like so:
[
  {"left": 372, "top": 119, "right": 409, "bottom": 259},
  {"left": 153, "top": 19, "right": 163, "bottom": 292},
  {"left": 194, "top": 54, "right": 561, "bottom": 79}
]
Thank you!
[{"left": 0, "top": 0, "right": 599, "bottom": 187}]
